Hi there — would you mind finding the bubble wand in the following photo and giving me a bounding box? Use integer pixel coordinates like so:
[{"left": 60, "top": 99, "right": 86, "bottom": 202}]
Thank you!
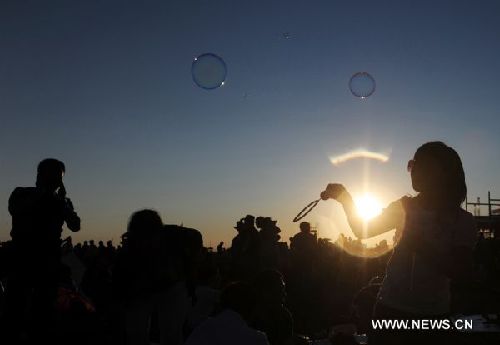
[{"left": 292, "top": 198, "right": 322, "bottom": 222}]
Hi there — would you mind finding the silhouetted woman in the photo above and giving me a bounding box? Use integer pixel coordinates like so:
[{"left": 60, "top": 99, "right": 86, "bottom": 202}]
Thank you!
[
  {"left": 321, "top": 141, "right": 476, "bottom": 344},
  {"left": 112, "top": 209, "right": 164, "bottom": 345}
]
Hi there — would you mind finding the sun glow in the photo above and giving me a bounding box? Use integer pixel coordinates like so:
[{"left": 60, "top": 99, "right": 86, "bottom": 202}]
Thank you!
[{"left": 354, "top": 194, "right": 382, "bottom": 221}]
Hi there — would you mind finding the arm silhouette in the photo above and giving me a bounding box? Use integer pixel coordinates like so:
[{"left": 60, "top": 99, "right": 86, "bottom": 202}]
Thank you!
[{"left": 321, "top": 183, "right": 404, "bottom": 239}]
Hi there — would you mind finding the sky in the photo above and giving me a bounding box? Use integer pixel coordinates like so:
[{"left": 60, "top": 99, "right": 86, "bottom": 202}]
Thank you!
[{"left": 1, "top": 0, "right": 500, "bottom": 247}]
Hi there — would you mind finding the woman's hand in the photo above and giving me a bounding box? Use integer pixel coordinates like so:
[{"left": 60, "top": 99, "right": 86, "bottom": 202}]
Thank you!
[{"left": 320, "top": 183, "right": 348, "bottom": 201}]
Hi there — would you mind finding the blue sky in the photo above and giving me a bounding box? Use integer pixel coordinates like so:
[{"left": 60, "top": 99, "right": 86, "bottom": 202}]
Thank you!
[{"left": 1, "top": 0, "right": 499, "bottom": 246}]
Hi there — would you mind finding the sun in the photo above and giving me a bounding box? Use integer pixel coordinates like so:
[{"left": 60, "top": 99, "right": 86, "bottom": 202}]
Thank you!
[{"left": 354, "top": 194, "right": 383, "bottom": 221}]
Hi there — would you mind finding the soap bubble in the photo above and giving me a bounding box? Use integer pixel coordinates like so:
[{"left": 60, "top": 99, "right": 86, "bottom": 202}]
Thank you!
[
  {"left": 349, "top": 72, "right": 376, "bottom": 98},
  {"left": 192, "top": 53, "right": 227, "bottom": 90}
]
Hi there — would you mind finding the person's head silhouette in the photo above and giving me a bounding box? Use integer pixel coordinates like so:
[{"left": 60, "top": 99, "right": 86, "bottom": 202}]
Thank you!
[
  {"left": 408, "top": 141, "right": 466, "bottom": 210},
  {"left": 299, "top": 222, "right": 311, "bottom": 233},
  {"left": 36, "top": 158, "right": 65, "bottom": 192},
  {"left": 127, "top": 209, "right": 163, "bottom": 240},
  {"left": 255, "top": 216, "right": 265, "bottom": 230},
  {"left": 244, "top": 215, "right": 255, "bottom": 228}
]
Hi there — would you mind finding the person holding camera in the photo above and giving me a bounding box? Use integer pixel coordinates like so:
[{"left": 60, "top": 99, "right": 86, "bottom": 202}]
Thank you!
[
  {"left": 3, "top": 158, "right": 81, "bottom": 342},
  {"left": 321, "top": 142, "right": 476, "bottom": 345}
]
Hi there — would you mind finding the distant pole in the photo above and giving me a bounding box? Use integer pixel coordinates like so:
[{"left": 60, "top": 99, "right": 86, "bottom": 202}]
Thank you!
[{"left": 488, "top": 191, "right": 492, "bottom": 217}]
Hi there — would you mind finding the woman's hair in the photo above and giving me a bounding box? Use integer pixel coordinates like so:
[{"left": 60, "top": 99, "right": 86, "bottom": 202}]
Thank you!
[
  {"left": 412, "top": 141, "right": 467, "bottom": 210},
  {"left": 127, "top": 209, "right": 163, "bottom": 237}
]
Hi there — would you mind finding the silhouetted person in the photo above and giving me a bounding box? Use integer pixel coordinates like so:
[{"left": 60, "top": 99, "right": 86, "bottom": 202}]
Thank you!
[
  {"left": 244, "top": 214, "right": 257, "bottom": 231},
  {"left": 230, "top": 215, "right": 261, "bottom": 279},
  {"left": 288, "top": 223, "right": 318, "bottom": 334},
  {"left": 257, "top": 217, "right": 281, "bottom": 244},
  {"left": 3, "top": 158, "right": 80, "bottom": 342},
  {"left": 321, "top": 141, "right": 477, "bottom": 345},
  {"left": 290, "top": 222, "right": 316, "bottom": 253},
  {"left": 231, "top": 219, "right": 245, "bottom": 253},
  {"left": 97, "top": 240, "right": 105, "bottom": 253},
  {"left": 217, "top": 241, "right": 224, "bottom": 254},
  {"left": 112, "top": 209, "right": 164, "bottom": 345},
  {"left": 80, "top": 240, "right": 89, "bottom": 260},
  {"left": 113, "top": 211, "right": 203, "bottom": 345},
  {"left": 289, "top": 222, "right": 317, "bottom": 274},
  {"left": 106, "top": 239, "right": 115, "bottom": 253},
  {"left": 257, "top": 217, "right": 281, "bottom": 269}
]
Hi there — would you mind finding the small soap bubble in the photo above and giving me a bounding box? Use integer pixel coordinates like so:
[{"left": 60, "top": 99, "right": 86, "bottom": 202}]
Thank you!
[
  {"left": 192, "top": 53, "right": 227, "bottom": 90},
  {"left": 349, "top": 72, "right": 376, "bottom": 98}
]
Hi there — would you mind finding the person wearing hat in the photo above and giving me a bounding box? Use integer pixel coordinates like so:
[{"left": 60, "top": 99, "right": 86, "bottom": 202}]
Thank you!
[{"left": 230, "top": 216, "right": 261, "bottom": 279}]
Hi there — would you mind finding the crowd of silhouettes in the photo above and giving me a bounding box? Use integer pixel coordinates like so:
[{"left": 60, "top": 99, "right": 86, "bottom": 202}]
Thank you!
[{"left": 1, "top": 151, "right": 500, "bottom": 344}]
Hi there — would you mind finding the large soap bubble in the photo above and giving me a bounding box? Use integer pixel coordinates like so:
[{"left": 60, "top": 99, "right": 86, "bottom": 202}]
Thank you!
[
  {"left": 192, "top": 53, "right": 227, "bottom": 90},
  {"left": 349, "top": 72, "right": 376, "bottom": 98}
]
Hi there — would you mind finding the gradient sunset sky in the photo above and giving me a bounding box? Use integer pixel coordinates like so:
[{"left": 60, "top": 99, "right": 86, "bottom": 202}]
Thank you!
[{"left": 1, "top": 0, "right": 499, "bottom": 247}]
